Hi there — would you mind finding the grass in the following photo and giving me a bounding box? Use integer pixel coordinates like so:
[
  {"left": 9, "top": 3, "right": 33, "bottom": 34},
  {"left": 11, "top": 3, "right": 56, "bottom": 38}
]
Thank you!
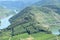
[{"left": 0, "top": 32, "right": 60, "bottom": 40}]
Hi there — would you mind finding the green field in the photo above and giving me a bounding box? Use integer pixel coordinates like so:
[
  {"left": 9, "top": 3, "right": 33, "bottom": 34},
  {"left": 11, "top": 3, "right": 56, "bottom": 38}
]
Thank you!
[{"left": 0, "top": 32, "right": 60, "bottom": 40}]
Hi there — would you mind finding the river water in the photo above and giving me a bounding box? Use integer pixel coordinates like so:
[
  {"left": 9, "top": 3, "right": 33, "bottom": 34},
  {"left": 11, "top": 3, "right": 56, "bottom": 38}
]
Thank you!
[{"left": 0, "top": 15, "right": 13, "bottom": 29}]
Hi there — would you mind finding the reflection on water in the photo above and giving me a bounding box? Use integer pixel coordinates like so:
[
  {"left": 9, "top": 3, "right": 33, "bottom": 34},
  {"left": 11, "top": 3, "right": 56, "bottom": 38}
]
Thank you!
[{"left": 0, "top": 15, "right": 13, "bottom": 29}]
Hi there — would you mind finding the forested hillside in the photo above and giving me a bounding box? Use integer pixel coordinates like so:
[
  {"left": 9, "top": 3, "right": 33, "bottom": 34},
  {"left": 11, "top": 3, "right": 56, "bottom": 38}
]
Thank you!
[{"left": 0, "top": 0, "right": 60, "bottom": 40}]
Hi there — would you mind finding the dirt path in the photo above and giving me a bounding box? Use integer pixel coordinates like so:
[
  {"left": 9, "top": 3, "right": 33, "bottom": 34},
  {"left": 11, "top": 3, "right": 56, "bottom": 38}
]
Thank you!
[{"left": 26, "top": 36, "right": 34, "bottom": 40}]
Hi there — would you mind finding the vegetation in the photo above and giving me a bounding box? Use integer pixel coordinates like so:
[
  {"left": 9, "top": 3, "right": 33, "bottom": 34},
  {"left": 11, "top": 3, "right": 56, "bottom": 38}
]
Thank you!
[
  {"left": 0, "top": 0, "right": 60, "bottom": 40},
  {"left": 0, "top": 6, "right": 16, "bottom": 18},
  {"left": 0, "top": 32, "right": 60, "bottom": 40},
  {"left": 0, "top": 32, "right": 56, "bottom": 40},
  {"left": 7, "top": 6, "right": 60, "bottom": 35}
]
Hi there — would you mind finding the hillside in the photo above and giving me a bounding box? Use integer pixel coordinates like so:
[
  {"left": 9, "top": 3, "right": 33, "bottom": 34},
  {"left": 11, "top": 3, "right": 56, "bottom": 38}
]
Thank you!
[
  {"left": 0, "top": 32, "right": 60, "bottom": 40},
  {"left": 34, "top": 0, "right": 60, "bottom": 6},
  {"left": 0, "top": 6, "right": 16, "bottom": 19},
  {"left": 0, "top": 0, "right": 60, "bottom": 40},
  {"left": 4, "top": 0, "right": 59, "bottom": 36},
  {"left": 6, "top": 5, "right": 60, "bottom": 35}
]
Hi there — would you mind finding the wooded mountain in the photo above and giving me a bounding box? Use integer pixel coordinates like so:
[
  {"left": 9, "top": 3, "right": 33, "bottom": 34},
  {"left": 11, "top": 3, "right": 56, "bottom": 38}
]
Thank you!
[{"left": 1, "top": 0, "right": 60, "bottom": 36}]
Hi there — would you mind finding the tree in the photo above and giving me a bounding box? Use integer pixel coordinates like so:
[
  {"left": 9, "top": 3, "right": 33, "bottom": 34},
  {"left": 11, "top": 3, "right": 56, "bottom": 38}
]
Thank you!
[{"left": 11, "top": 27, "right": 14, "bottom": 37}]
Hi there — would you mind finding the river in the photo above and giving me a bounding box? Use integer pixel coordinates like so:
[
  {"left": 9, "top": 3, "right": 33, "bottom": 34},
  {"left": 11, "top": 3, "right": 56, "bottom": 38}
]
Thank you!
[{"left": 0, "top": 15, "right": 13, "bottom": 29}]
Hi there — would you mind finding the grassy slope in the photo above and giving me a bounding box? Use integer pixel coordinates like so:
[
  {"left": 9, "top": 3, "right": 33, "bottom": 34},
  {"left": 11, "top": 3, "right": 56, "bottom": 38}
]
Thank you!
[{"left": 0, "top": 32, "right": 60, "bottom": 40}]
